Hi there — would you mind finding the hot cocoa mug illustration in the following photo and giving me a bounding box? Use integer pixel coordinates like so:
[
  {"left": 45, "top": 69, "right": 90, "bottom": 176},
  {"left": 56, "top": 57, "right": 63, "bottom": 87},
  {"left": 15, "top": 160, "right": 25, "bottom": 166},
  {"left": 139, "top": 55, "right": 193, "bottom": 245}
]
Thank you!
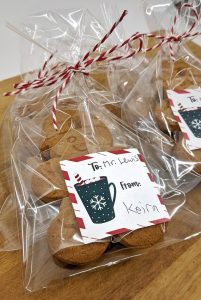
[
  {"left": 179, "top": 109, "right": 201, "bottom": 138},
  {"left": 75, "top": 176, "right": 116, "bottom": 224}
]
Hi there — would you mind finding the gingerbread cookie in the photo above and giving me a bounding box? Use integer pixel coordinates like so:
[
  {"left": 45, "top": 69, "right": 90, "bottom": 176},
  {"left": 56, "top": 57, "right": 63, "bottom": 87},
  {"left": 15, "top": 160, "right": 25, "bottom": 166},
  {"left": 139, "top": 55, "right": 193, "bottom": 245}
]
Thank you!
[
  {"left": 90, "top": 69, "right": 109, "bottom": 90},
  {"left": 50, "top": 124, "right": 113, "bottom": 159},
  {"left": 15, "top": 97, "right": 46, "bottom": 119},
  {"left": 40, "top": 132, "right": 67, "bottom": 153},
  {"left": 40, "top": 112, "right": 111, "bottom": 156},
  {"left": 47, "top": 198, "right": 109, "bottom": 265},
  {"left": 105, "top": 103, "right": 122, "bottom": 119},
  {"left": 49, "top": 129, "right": 88, "bottom": 159},
  {"left": 154, "top": 100, "right": 180, "bottom": 132},
  {"left": 40, "top": 110, "right": 76, "bottom": 154},
  {"left": 31, "top": 158, "right": 69, "bottom": 202},
  {"left": 112, "top": 68, "right": 139, "bottom": 99},
  {"left": 0, "top": 168, "right": 12, "bottom": 200},
  {"left": 0, "top": 182, "right": 10, "bottom": 207},
  {"left": 174, "top": 134, "right": 201, "bottom": 173},
  {"left": 39, "top": 100, "right": 84, "bottom": 154},
  {"left": 42, "top": 108, "right": 80, "bottom": 138},
  {"left": 88, "top": 51, "right": 109, "bottom": 90},
  {"left": 42, "top": 112, "right": 70, "bottom": 138},
  {"left": 118, "top": 224, "right": 165, "bottom": 248}
]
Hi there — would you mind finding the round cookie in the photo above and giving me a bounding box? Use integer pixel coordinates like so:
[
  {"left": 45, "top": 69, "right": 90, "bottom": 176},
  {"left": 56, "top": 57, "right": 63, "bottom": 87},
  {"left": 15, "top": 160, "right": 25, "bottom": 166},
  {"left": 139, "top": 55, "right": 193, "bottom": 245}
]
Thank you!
[
  {"left": 31, "top": 158, "right": 69, "bottom": 202},
  {"left": 84, "top": 123, "right": 113, "bottom": 147},
  {"left": 174, "top": 135, "right": 201, "bottom": 173},
  {"left": 154, "top": 100, "right": 180, "bottom": 133},
  {"left": 47, "top": 198, "right": 109, "bottom": 265},
  {"left": 118, "top": 224, "right": 165, "bottom": 248},
  {"left": 58, "top": 197, "right": 76, "bottom": 225},
  {"left": 50, "top": 124, "right": 113, "bottom": 159}
]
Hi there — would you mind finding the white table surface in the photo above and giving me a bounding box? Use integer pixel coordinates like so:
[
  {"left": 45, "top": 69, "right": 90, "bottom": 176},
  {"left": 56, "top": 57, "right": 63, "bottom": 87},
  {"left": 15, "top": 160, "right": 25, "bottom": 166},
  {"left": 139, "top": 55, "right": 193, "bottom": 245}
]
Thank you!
[{"left": 0, "top": 0, "right": 201, "bottom": 80}]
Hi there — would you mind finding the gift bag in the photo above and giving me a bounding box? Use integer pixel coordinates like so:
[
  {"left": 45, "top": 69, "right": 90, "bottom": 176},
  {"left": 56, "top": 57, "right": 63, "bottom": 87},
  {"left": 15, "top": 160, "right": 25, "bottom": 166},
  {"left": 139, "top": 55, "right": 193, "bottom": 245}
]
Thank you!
[
  {"left": 0, "top": 104, "right": 21, "bottom": 251},
  {"left": 9, "top": 69, "right": 201, "bottom": 290},
  {"left": 122, "top": 3, "right": 201, "bottom": 175},
  {"left": 1, "top": 2, "right": 148, "bottom": 254},
  {"left": 3, "top": 2, "right": 201, "bottom": 292}
]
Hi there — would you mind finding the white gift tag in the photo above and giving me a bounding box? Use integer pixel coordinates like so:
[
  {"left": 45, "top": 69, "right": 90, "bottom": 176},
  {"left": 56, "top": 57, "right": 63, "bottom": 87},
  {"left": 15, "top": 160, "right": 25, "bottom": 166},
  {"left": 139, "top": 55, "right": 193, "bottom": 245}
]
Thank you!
[
  {"left": 60, "top": 149, "right": 170, "bottom": 243},
  {"left": 167, "top": 89, "right": 201, "bottom": 150}
]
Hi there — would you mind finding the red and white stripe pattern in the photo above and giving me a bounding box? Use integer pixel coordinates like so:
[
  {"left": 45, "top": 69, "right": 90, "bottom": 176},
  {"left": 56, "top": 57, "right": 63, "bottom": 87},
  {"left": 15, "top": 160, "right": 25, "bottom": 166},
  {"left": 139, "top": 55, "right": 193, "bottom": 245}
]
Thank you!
[
  {"left": 4, "top": 4, "right": 200, "bottom": 129},
  {"left": 168, "top": 3, "right": 199, "bottom": 61},
  {"left": 61, "top": 155, "right": 92, "bottom": 242},
  {"left": 144, "top": 3, "right": 200, "bottom": 60},
  {"left": 74, "top": 173, "right": 101, "bottom": 186},
  {"left": 81, "top": 10, "right": 128, "bottom": 63},
  {"left": 75, "top": 173, "right": 85, "bottom": 185}
]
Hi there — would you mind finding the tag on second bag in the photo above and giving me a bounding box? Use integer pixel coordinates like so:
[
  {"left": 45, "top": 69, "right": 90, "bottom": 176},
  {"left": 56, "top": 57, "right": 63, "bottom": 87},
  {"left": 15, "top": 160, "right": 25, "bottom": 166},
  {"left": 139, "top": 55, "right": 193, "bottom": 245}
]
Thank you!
[
  {"left": 60, "top": 149, "right": 170, "bottom": 243},
  {"left": 167, "top": 89, "right": 201, "bottom": 150}
]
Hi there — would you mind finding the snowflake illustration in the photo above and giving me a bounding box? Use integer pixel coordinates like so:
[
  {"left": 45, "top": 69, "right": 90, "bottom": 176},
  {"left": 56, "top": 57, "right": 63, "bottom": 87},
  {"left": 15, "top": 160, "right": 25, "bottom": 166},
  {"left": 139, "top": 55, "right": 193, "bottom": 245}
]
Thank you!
[
  {"left": 90, "top": 195, "right": 107, "bottom": 210},
  {"left": 191, "top": 119, "right": 201, "bottom": 130}
]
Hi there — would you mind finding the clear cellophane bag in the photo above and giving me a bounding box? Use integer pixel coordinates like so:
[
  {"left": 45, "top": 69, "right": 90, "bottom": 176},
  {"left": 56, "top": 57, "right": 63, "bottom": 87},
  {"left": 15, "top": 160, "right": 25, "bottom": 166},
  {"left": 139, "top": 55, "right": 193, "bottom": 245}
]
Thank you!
[{"left": 2, "top": 1, "right": 201, "bottom": 292}]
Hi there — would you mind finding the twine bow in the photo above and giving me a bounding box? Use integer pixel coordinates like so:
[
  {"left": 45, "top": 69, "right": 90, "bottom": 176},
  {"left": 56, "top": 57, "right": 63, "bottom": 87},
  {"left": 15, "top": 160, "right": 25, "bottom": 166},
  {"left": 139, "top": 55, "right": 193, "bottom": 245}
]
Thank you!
[
  {"left": 4, "top": 4, "right": 200, "bottom": 129},
  {"left": 145, "top": 3, "right": 200, "bottom": 60}
]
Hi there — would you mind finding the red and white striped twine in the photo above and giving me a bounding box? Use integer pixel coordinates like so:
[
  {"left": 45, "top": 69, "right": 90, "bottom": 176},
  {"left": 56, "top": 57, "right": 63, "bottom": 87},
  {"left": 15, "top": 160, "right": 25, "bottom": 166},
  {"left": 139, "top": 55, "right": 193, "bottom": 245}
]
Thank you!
[
  {"left": 144, "top": 3, "right": 200, "bottom": 60},
  {"left": 4, "top": 4, "right": 200, "bottom": 129}
]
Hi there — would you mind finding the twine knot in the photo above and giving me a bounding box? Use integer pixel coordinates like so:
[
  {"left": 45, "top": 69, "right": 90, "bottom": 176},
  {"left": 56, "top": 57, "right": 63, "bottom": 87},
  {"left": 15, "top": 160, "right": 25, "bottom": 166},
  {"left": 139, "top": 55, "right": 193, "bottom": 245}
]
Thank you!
[{"left": 4, "top": 4, "right": 200, "bottom": 128}]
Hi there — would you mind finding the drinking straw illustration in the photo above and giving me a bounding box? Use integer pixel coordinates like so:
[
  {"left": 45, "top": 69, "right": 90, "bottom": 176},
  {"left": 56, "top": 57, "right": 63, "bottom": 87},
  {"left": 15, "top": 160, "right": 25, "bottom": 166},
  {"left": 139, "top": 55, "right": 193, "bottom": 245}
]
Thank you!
[
  {"left": 74, "top": 174, "right": 101, "bottom": 185},
  {"left": 75, "top": 174, "right": 85, "bottom": 185}
]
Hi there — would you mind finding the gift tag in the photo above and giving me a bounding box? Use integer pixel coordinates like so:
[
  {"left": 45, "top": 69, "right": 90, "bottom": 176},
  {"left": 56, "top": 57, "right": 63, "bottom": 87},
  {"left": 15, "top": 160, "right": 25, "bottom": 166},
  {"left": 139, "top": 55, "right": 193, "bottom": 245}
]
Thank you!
[
  {"left": 60, "top": 149, "right": 170, "bottom": 243},
  {"left": 167, "top": 89, "right": 201, "bottom": 150}
]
